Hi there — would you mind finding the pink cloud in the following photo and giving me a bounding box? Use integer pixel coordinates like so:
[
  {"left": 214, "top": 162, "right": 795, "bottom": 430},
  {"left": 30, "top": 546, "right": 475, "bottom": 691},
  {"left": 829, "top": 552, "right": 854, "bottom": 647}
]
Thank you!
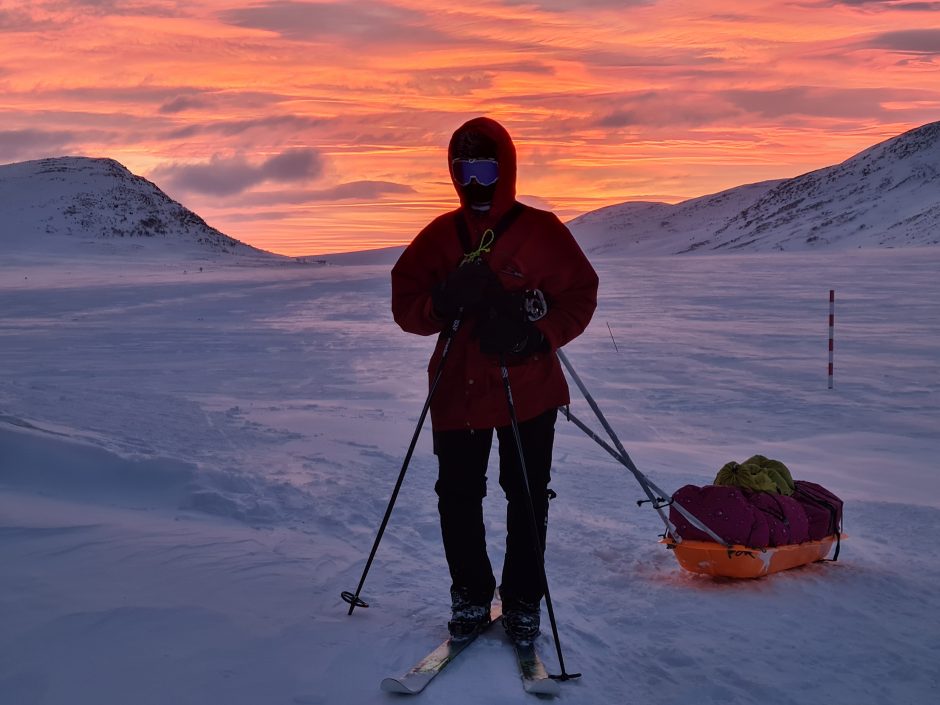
[
  {"left": 229, "top": 181, "right": 416, "bottom": 206},
  {"left": 722, "top": 87, "right": 895, "bottom": 119}
]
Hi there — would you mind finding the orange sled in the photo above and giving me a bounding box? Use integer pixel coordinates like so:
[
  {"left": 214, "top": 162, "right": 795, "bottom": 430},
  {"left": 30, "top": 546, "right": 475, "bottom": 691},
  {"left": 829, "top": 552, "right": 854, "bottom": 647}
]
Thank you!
[{"left": 662, "top": 534, "right": 841, "bottom": 579}]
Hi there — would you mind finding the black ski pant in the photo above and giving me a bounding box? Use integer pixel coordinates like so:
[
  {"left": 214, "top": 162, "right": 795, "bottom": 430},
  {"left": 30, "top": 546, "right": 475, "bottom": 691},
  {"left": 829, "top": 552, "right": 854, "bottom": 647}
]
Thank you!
[{"left": 433, "top": 407, "right": 557, "bottom": 609}]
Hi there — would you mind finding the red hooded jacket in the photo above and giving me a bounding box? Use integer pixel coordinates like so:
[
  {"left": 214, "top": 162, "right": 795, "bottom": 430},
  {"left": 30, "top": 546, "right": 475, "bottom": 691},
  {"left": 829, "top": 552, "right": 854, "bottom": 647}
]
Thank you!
[{"left": 391, "top": 117, "right": 598, "bottom": 431}]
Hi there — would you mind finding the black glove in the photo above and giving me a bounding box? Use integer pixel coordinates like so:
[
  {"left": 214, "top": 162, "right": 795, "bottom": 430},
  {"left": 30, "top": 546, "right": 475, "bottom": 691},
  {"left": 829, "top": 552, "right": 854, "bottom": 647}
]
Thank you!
[
  {"left": 431, "top": 260, "right": 500, "bottom": 319},
  {"left": 478, "top": 287, "right": 549, "bottom": 357},
  {"left": 478, "top": 313, "right": 545, "bottom": 357}
]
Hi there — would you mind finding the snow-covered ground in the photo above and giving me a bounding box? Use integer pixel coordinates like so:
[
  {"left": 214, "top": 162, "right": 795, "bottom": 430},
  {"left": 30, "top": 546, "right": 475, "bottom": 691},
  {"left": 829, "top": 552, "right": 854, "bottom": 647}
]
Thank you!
[{"left": 1, "top": 247, "right": 938, "bottom": 705}]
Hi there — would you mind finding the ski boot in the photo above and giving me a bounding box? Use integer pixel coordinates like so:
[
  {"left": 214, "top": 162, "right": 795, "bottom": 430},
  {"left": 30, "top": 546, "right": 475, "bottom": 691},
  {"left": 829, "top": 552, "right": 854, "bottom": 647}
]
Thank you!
[
  {"left": 503, "top": 598, "right": 541, "bottom": 646},
  {"left": 447, "top": 587, "right": 491, "bottom": 641}
]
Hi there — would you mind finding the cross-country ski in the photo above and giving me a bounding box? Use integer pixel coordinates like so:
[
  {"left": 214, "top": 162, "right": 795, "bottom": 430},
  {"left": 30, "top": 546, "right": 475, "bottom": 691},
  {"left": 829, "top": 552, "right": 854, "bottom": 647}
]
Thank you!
[{"left": 381, "top": 605, "right": 502, "bottom": 694}]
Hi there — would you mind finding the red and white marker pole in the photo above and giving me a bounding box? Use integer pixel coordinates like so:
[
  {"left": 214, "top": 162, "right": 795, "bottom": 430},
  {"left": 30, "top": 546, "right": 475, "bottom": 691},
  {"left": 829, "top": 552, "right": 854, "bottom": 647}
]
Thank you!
[{"left": 828, "top": 289, "right": 835, "bottom": 390}]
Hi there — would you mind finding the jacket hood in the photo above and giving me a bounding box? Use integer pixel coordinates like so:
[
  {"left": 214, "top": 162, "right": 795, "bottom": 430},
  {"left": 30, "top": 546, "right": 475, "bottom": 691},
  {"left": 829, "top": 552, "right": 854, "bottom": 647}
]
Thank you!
[{"left": 447, "top": 117, "right": 517, "bottom": 218}]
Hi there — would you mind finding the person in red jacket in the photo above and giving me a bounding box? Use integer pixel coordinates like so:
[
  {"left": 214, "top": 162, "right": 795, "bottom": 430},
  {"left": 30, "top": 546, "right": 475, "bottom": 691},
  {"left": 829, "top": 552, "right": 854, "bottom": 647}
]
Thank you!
[{"left": 391, "top": 116, "right": 597, "bottom": 645}]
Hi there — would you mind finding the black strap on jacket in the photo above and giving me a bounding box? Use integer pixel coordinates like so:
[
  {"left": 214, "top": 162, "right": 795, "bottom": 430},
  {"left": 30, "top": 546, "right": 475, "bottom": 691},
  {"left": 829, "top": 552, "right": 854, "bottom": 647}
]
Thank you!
[{"left": 454, "top": 201, "right": 526, "bottom": 265}]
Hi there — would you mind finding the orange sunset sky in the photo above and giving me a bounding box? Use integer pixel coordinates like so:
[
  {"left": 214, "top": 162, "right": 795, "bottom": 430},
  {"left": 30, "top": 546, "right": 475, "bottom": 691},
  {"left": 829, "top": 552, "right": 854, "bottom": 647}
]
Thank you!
[{"left": 1, "top": 0, "right": 939, "bottom": 255}]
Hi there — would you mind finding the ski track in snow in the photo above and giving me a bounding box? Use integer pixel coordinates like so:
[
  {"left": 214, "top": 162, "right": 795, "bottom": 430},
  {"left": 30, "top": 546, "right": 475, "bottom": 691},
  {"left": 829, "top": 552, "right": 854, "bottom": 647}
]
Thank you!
[{"left": 1, "top": 249, "right": 939, "bottom": 705}]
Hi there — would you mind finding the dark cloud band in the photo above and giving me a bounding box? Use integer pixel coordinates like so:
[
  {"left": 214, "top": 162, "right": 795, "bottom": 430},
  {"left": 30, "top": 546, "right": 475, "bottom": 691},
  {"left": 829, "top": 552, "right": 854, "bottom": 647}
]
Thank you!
[
  {"left": 153, "top": 148, "right": 324, "bottom": 197},
  {"left": 219, "top": 1, "right": 448, "bottom": 45},
  {"left": 0, "top": 129, "right": 78, "bottom": 162},
  {"left": 867, "top": 28, "right": 940, "bottom": 54}
]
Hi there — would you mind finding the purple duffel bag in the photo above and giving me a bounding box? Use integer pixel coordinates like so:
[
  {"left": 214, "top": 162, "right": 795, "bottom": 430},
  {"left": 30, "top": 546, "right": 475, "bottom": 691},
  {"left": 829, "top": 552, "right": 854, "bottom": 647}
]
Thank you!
[
  {"left": 792, "top": 480, "right": 844, "bottom": 541},
  {"left": 670, "top": 484, "right": 770, "bottom": 548},
  {"left": 746, "top": 491, "right": 810, "bottom": 547}
]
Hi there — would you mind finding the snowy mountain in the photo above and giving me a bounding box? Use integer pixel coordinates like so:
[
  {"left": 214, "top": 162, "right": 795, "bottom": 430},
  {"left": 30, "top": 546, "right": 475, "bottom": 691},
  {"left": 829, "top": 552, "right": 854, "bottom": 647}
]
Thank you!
[
  {"left": 0, "top": 157, "right": 276, "bottom": 259},
  {"left": 569, "top": 120, "right": 940, "bottom": 255}
]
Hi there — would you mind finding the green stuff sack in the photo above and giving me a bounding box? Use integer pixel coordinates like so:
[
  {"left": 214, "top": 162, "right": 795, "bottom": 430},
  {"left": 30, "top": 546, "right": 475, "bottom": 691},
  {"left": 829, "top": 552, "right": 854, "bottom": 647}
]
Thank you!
[
  {"left": 714, "top": 461, "right": 777, "bottom": 493},
  {"left": 714, "top": 455, "right": 795, "bottom": 496},
  {"left": 743, "top": 454, "right": 795, "bottom": 496}
]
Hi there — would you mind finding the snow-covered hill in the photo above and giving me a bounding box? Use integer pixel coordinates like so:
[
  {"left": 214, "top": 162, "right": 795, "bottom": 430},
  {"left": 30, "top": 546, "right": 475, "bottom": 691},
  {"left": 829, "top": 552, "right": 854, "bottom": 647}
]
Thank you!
[
  {"left": 569, "top": 121, "right": 940, "bottom": 255},
  {"left": 0, "top": 157, "right": 277, "bottom": 259}
]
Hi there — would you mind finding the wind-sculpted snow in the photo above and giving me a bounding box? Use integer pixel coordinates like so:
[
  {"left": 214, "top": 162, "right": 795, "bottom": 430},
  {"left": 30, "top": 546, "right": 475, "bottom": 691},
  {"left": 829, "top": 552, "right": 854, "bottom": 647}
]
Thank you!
[
  {"left": 570, "top": 120, "right": 940, "bottom": 255},
  {"left": 0, "top": 423, "right": 318, "bottom": 524},
  {"left": 1, "top": 249, "right": 938, "bottom": 704}
]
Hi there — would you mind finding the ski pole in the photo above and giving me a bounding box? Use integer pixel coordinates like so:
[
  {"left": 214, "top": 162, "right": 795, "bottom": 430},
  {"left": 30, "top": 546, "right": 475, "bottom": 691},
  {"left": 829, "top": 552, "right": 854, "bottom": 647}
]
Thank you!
[
  {"left": 499, "top": 360, "right": 581, "bottom": 682},
  {"left": 341, "top": 312, "right": 463, "bottom": 615}
]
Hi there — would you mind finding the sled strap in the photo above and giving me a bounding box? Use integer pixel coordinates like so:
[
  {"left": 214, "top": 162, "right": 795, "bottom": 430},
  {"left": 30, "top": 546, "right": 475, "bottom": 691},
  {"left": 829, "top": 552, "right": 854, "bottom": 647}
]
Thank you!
[
  {"left": 559, "top": 404, "right": 730, "bottom": 546},
  {"left": 556, "top": 351, "right": 733, "bottom": 548},
  {"left": 795, "top": 487, "right": 842, "bottom": 562}
]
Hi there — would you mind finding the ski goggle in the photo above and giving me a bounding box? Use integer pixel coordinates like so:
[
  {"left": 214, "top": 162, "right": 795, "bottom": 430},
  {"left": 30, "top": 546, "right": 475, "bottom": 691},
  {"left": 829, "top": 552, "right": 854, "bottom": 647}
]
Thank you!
[{"left": 451, "top": 158, "right": 499, "bottom": 187}]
